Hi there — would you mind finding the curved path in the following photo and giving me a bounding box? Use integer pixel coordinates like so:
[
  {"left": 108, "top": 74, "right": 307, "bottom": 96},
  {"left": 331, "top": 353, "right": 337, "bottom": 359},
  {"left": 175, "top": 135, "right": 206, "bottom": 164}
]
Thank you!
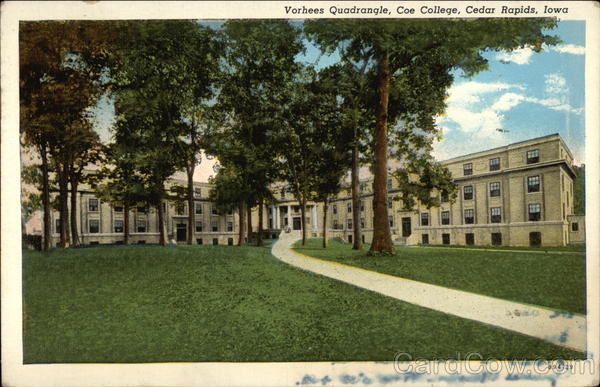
[{"left": 272, "top": 231, "right": 587, "bottom": 353}]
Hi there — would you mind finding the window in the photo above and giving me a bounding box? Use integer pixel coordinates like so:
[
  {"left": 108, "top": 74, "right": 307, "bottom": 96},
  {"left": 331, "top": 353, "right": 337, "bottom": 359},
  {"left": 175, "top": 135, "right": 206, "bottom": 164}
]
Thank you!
[
  {"left": 463, "top": 163, "right": 473, "bottom": 176},
  {"left": 137, "top": 219, "right": 146, "bottom": 232},
  {"left": 280, "top": 189, "right": 285, "bottom": 199},
  {"left": 197, "top": 238, "right": 203, "bottom": 245},
  {"left": 387, "top": 178, "right": 393, "bottom": 190},
  {"left": 196, "top": 221, "right": 203, "bottom": 232},
  {"left": 360, "top": 200, "right": 365, "bottom": 212},
  {"left": 464, "top": 209, "right": 474, "bottom": 224},
  {"left": 213, "top": 238, "right": 219, "bottom": 245},
  {"left": 347, "top": 202, "right": 352, "bottom": 213},
  {"left": 572, "top": 222, "right": 579, "bottom": 232},
  {"left": 490, "top": 207, "right": 501, "bottom": 223},
  {"left": 360, "top": 218, "right": 365, "bottom": 228},
  {"left": 442, "top": 234, "right": 450, "bottom": 245},
  {"left": 388, "top": 216, "right": 394, "bottom": 228},
  {"left": 528, "top": 203, "right": 541, "bottom": 221},
  {"left": 421, "top": 213, "right": 429, "bottom": 226},
  {"left": 228, "top": 238, "right": 234, "bottom": 246},
  {"left": 387, "top": 199, "right": 393, "bottom": 209},
  {"left": 113, "top": 205, "right": 123, "bottom": 213},
  {"left": 89, "top": 198, "right": 99, "bottom": 212},
  {"left": 489, "top": 157, "right": 500, "bottom": 171},
  {"left": 465, "top": 233, "right": 475, "bottom": 245},
  {"left": 422, "top": 234, "right": 429, "bottom": 244},
  {"left": 194, "top": 187, "right": 201, "bottom": 198},
  {"left": 138, "top": 205, "right": 147, "bottom": 213},
  {"left": 463, "top": 186, "right": 473, "bottom": 200},
  {"left": 529, "top": 232, "right": 542, "bottom": 246},
  {"left": 89, "top": 219, "right": 100, "bottom": 233},
  {"left": 176, "top": 204, "right": 185, "bottom": 215},
  {"left": 527, "top": 176, "right": 540, "bottom": 193},
  {"left": 211, "top": 206, "right": 218, "bottom": 216},
  {"left": 333, "top": 219, "right": 339, "bottom": 229},
  {"left": 293, "top": 206, "right": 300, "bottom": 213},
  {"left": 348, "top": 235, "right": 353, "bottom": 243},
  {"left": 347, "top": 219, "right": 353, "bottom": 230},
  {"left": 114, "top": 219, "right": 124, "bottom": 233},
  {"left": 195, "top": 203, "right": 202, "bottom": 215},
  {"left": 227, "top": 221, "right": 233, "bottom": 232},
  {"left": 489, "top": 182, "right": 501, "bottom": 197},
  {"left": 212, "top": 220, "right": 219, "bottom": 232},
  {"left": 491, "top": 233, "right": 502, "bottom": 246},
  {"left": 441, "top": 211, "right": 450, "bottom": 225},
  {"left": 359, "top": 183, "right": 366, "bottom": 192},
  {"left": 332, "top": 204, "right": 337, "bottom": 215},
  {"left": 55, "top": 219, "right": 61, "bottom": 234},
  {"left": 441, "top": 191, "right": 449, "bottom": 203},
  {"left": 527, "top": 149, "right": 539, "bottom": 164}
]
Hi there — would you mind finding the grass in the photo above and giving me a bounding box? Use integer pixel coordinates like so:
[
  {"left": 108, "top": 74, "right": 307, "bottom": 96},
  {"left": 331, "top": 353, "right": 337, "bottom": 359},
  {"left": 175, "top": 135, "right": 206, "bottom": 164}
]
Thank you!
[
  {"left": 23, "top": 242, "right": 584, "bottom": 363},
  {"left": 294, "top": 239, "right": 586, "bottom": 315}
]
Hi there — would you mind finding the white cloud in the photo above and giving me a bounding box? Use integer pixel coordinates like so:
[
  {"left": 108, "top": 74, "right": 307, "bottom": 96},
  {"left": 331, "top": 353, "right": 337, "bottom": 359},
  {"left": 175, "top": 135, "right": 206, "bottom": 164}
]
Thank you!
[
  {"left": 544, "top": 73, "right": 568, "bottom": 95},
  {"left": 551, "top": 44, "right": 585, "bottom": 55},
  {"left": 496, "top": 47, "right": 534, "bottom": 65}
]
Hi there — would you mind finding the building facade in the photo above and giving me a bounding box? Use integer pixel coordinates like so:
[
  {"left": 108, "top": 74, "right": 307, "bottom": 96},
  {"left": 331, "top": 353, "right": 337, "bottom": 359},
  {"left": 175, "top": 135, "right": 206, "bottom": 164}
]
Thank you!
[{"left": 48, "top": 134, "right": 584, "bottom": 247}]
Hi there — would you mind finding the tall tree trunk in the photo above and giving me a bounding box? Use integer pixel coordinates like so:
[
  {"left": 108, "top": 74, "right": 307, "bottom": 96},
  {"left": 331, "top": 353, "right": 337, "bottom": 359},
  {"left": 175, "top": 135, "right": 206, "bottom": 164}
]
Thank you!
[
  {"left": 40, "top": 146, "right": 51, "bottom": 251},
  {"left": 369, "top": 55, "right": 393, "bottom": 254},
  {"left": 299, "top": 194, "right": 307, "bottom": 246},
  {"left": 186, "top": 165, "right": 195, "bottom": 245},
  {"left": 322, "top": 199, "right": 328, "bottom": 248},
  {"left": 157, "top": 200, "right": 166, "bottom": 246},
  {"left": 123, "top": 203, "right": 130, "bottom": 245},
  {"left": 69, "top": 175, "right": 80, "bottom": 247},
  {"left": 238, "top": 201, "right": 245, "bottom": 246},
  {"left": 58, "top": 166, "right": 69, "bottom": 248},
  {"left": 257, "top": 196, "right": 264, "bottom": 247},
  {"left": 351, "top": 141, "right": 362, "bottom": 250},
  {"left": 247, "top": 203, "right": 252, "bottom": 243}
]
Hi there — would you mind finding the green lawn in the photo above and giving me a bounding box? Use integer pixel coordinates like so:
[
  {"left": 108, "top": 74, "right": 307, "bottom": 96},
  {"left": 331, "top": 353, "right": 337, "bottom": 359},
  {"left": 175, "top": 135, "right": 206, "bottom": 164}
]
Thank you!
[
  {"left": 23, "top": 242, "right": 584, "bottom": 363},
  {"left": 294, "top": 239, "right": 586, "bottom": 315}
]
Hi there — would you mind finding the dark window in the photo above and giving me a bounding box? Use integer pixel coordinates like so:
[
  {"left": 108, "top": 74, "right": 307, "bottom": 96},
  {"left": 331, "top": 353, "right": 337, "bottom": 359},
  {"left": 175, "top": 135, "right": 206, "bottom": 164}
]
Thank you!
[
  {"left": 137, "top": 240, "right": 146, "bottom": 244},
  {"left": 89, "top": 198, "right": 99, "bottom": 212},
  {"left": 212, "top": 221, "right": 218, "bottom": 232},
  {"left": 528, "top": 204, "right": 541, "bottom": 221},
  {"left": 176, "top": 204, "right": 185, "bottom": 215},
  {"left": 490, "top": 207, "right": 501, "bottom": 223},
  {"left": 388, "top": 216, "right": 394, "bottom": 228},
  {"left": 194, "top": 188, "right": 201, "bottom": 198},
  {"left": 333, "top": 219, "right": 339, "bottom": 229},
  {"left": 529, "top": 232, "right": 542, "bottom": 246},
  {"left": 89, "top": 241, "right": 99, "bottom": 245},
  {"left": 138, "top": 205, "right": 147, "bottom": 213},
  {"left": 463, "top": 163, "right": 473, "bottom": 176},
  {"left": 489, "top": 158, "right": 500, "bottom": 171},
  {"left": 332, "top": 205, "right": 337, "bottom": 215},
  {"left": 227, "top": 221, "right": 233, "bottom": 232},
  {"left": 196, "top": 221, "right": 203, "bottom": 232},
  {"left": 89, "top": 219, "right": 100, "bottom": 233},
  {"left": 360, "top": 218, "right": 365, "bottom": 228},
  {"left": 489, "top": 182, "right": 501, "bottom": 197},
  {"left": 348, "top": 235, "right": 353, "bottom": 243},
  {"left": 465, "top": 233, "right": 475, "bottom": 245},
  {"left": 441, "top": 191, "right": 449, "bottom": 203},
  {"left": 360, "top": 201, "right": 365, "bottom": 212},
  {"left": 527, "top": 149, "right": 539, "bottom": 164},
  {"left": 527, "top": 176, "right": 540, "bottom": 193},
  {"left": 213, "top": 238, "right": 218, "bottom": 245},
  {"left": 463, "top": 186, "right": 473, "bottom": 200},
  {"left": 115, "top": 240, "right": 124, "bottom": 245},
  {"left": 359, "top": 183, "right": 366, "bottom": 192},
  {"left": 293, "top": 206, "right": 300, "bottom": 213},
  {"left": 211, "top": 206, "right": 218, "bottom": 215},
  {"left": 113, "top": 205, "right": 123, "bottom": 213},
  {"left": 491, "top": 233, "right": 502, "bottom": 245},
  {"left": 197, "top": 238, "right": 203, "bottom": 245},
  {"left": 441, "top": 211, "right": 450, "bottom": 225},
  {"left": 269, "top": 219, "right": 273, "bottom": 229},
  {"left": 387, "top": 199, "right": 393, "bottom": 209},
  {"left": 114, "top": 220, "right": 124, "bottom": 233},
  {"left": 55, "top": 219, "right": 61, "bottom": 234},
  {"left": 347, "top": 219, "right": 353, "bottom": 230},
  {"left": 422, "top": 234, "right": 429, "bottom": 244},
  {"left": 421, "top": 213, "right": 429, "bottom": 226},
  {"left": 362, "top": 235, "right": 365, "bottom": 244},
  {"left": 464, "top": 209, "right": 474, "bottom": 224},
  {"left": 195, "top": 203, "right": 202, "bottom": 214},
  {"left": 572, "top": 222, "right": 579, "bottom": 232},
  {"left": 442, "top": 233, "right": 450, "bottom": 245},
  {"left": 347, "top": 202, "right": 352, "bottom": 213},
  {"left": 280, "top": 189, "right": 285, "bottom": 199},
  {"left": 137, "top": 219, "right": 146, "bottom": 232},
  {"left": 228, "top": 238, "right": 233, "bottom": 246},
  {"left": 387, "top": 179, "right": 393, "bottom": 190}
]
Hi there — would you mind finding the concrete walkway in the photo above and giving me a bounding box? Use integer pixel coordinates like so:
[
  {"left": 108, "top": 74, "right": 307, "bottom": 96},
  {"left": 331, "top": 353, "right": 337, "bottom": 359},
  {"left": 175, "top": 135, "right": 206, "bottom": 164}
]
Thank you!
[{"left": 272, "top": 232, "right": 586, "bottom": 352}]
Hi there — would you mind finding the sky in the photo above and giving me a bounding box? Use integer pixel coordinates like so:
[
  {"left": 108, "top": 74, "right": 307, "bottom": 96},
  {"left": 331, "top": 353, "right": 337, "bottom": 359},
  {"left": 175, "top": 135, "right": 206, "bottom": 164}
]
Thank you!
[{"left": 91, "top": 20, "right": 585, "bottom": 182}]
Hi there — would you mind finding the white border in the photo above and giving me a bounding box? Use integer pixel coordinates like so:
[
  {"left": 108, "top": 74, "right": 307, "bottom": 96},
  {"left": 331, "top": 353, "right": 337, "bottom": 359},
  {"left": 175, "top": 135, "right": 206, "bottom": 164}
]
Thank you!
[{"left": 2, "top": 2, "right": 599, "bottom": 386}]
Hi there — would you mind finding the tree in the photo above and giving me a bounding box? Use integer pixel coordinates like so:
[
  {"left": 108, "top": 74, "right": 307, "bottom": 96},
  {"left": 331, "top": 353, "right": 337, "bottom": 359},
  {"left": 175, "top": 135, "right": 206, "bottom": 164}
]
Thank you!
[
  {"left": 573, "top": 165, "right": 585, "bottom": 215},
  {"left": 215, "top": 20, "right": 304, "bottom": 246},
  {"left": 305, "top": 19, "right": 560, "bottom": 254},
  {"left": 208, "top": 165, "right": 249, "bottom": 245}
]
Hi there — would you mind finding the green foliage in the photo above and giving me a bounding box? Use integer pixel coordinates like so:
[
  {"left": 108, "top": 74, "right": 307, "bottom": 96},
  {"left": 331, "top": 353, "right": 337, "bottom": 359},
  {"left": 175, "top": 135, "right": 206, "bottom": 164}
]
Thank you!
[{"left": 573, "top": 165, "right": 585, "bottom": 215}]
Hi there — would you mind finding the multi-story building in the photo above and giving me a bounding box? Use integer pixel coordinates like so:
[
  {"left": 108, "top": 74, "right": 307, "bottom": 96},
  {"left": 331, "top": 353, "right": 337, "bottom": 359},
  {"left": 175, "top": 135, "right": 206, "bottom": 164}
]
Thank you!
[{"left": 48, "top": 134, "right": 584, "bottom": 247}]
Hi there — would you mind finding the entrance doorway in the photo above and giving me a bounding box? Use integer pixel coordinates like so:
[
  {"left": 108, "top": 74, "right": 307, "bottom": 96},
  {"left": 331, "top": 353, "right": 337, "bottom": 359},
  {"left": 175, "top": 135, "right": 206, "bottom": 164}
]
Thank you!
[
  {"left": 402, "top": 217, "right": 411, "bottom": 237},
  {"left": 176, "top": 223, "right": 187, "bottom": 242},
  {"left": 293, "top": 217, "right": 301, "bottom": 230}
]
